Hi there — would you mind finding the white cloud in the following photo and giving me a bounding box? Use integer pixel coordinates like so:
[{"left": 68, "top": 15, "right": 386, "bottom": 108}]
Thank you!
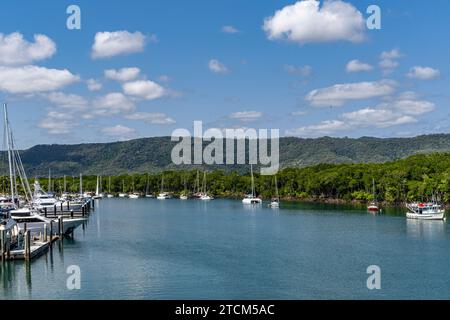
[
  {"left": 105, "top": 67, "right": 141, "bottom": 82},
  {"left": 229, "top": 111, "right": 263, "bottom": 122},
  {"left": 208, "top": 59, "right": 228, "bottom": 74},
  {"left": 379, "top": 49, "right": 403, "bottom": 74},
  {"left": 346, "top": 59, "right": 373, "bottom": 73},
  {"left": 0, "top": 65, "right": 79, "bottom": 94},
  {"left": 93, "top": 92, "right": 135, "bottom": 115},
  {"left": 39, "top": 110, "right": 77, "bottom": 135},
  {"left": 406, "top": 66, "right": 440, "bottom": 80},
  {"left": 101, "top": 125, "right": 138, "bottom": 140},
  {"left": 122, "top": 80, "right": 165, "bottom": 100},
  {"left": 221, "top": 25, "right": 240, "bottom": 34},
  {"left": 341, "top": 108, "right": 416, "bottom": 128},
  {"left": 284, "top": 64, "right": 312, "bottom": 76},
  {"left": 45, "top": 92, "right": 88, "bottom": 111},
  {"left": 288, "top": 92, "right": 434, "bottom": 137},
  {"left": 292, "top": 110, "right": 308, "bottom": 116},
  {"left": 87, "top": 79, "right": 102, "bottom": 91},
  {"left": 91, "top": 31, "right": 146, "bottom": 59},
  {"left": 126, "top": 112, "right": 175, "bottom": 124},
  {"left": 0, "top": 32, "right": 56, "bottom": 66},
  {"left": 306, "top": 80, "right": 396, "bottom": 106},
  {"left": 263, "top": 0, "right": 365, "bottom": 44}
]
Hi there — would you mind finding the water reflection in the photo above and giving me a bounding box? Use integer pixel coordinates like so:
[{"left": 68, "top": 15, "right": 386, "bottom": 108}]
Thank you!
[{"left": 406, "top": 219, "right": 446, "bottom": 240}]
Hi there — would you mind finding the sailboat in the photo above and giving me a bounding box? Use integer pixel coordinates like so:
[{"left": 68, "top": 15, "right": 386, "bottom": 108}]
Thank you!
[
  {"left": 118, "top": 180, "right": 127, "bottom": 197},
  {"left": 242, "top": 164, "right": 262, "bottom": 204},
  {"left": 157, "top": 175, "right": 171, "bottom": 199},
  {"left": 145, "top": 173, "right": 154, "bottom": 198},
  {"left": 128, "top": 176, "right": 140, "bottom": 198},
  {"left": 180, "top": 176, "right": 188, "bottom": 200},
  {"left": 200, "top": 172, "right": 213, "bottom": 200},
  {"left": 269, "top": 175, "right": 280, "bottom": 208},
  {"left": 193, "top": 170, "right": 203, "bottom": 198},
  {"left": 367, "top": 178, "right": 379, "bottom": 212},
  {"left": 93, "top": 175, "right": 104, "bottom": 199},
  {"left": 107, "top": 176, "right": 114, "bottom": 198},
  {"left": 3, "top": 103, "right": 85, "bottom": 235}
]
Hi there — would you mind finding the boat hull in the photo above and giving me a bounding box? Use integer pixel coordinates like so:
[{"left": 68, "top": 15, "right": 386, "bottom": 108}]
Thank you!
[
  {"left": 406, "top": 211, "right": 445, "bottom": 220},
  {"left": 242, "top": 198, "right": 262, "bottom": 204}
]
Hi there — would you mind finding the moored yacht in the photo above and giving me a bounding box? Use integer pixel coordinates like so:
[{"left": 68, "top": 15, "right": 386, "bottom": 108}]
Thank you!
[
  {"left": 406, "top": 202, "right": 445, "bottom": 220},
  {"left": 242, "top": 164, "right": 261, "bottom": 204}
]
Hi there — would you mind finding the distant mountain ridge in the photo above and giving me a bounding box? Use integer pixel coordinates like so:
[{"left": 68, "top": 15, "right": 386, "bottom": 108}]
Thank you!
[{"left": 2, "top": 134, "right": 450, "bottom": 176}]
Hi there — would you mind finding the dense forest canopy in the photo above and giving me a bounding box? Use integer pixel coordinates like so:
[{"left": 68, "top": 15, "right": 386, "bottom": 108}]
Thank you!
[
  {"left": 2, "top": 134, "right": 450, "bottom": 176},
  {"left": 2, "top": 153, "right": 450, "bottom": 204}
]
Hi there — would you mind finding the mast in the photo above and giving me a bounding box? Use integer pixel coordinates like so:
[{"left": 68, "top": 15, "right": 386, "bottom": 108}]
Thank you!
[
  {"left": 109, "top": 176, "right": 111, "bottom": 194},
  {"left": 275, "top": 175, "right": 279, "bottom": 201},
  {"left": 122, "top": 180, "right": 125, "bottom": 193},
  {"left": 95, "top": 175, "right": 99, "bottom": 195},
  {"left": 79, "top": 173, "right": 83, "bottom": 196},
  {"left": 202, "top": 172, "right": 206, "bottom": 194},
  {"left": 161, "top": 175, "right": 164, "bottom": 193},
  {"left": 3, "top": 103, "right": 15, "bottom": 204},
  {"left": 372, "top": 178, "right": 376, "bottom": 203},
  {"left": 48, "top": 168, "right": 51, "bottom": 193},
  {"left": 145, "top": 173, "right": 149, "bottom": 195},
  {"left": 64, "top": 175, "right": 67, "bottom": 193},
  {"left": 250, "top": 164, "right": 255, "bottom": 198}
]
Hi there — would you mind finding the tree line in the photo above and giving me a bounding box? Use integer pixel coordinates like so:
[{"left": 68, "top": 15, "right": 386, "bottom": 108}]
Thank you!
[{"left": 1, "top": 153, "right": 450, "bottom": 204}]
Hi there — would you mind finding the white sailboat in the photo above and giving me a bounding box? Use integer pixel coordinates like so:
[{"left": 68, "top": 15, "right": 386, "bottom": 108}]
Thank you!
[
  {"left": 157, "top": 175, "right": 171, "bottom": 199},
  {"left": 145, "top": 173, "right": 154, "bottom": 198},
  {"left": 269, "top": 175, "right": 280, "bottom": 208},
  {"left": 200, "top": 172, "right": 213, "bottom": 200},
  {"left": 2, "top": 103, "right": 85, "bottom": 235},
  {"left": 107, "top": 176, "right": 114, "bottom": 198},
  {"left": 93, "top": 175, "right": 104, "bottom": 199},
  {"left": 180, "top": 176, "right": 188, "bottom": 200},
  {"left": 367, "top": 178, "right": 379, "bottom": 212},
  {"left": 242, "top": 164, "right": 261, "bottom": 204},
  {"left": 118, "top": 180, "right": 127, "bottom": 197}
]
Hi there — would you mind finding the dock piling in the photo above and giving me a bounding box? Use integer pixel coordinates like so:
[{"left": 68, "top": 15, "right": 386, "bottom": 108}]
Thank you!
[
  {"left": 24, "top": 231, "right": 30, "bottom": 260},
  {"left": 43, "top": 224, "right": 48, "bottom": 242}
]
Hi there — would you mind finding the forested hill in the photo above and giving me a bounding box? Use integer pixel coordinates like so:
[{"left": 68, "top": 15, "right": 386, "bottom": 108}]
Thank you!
[{"left": 2, "top": 134, "right": 450, "bottom": 176}]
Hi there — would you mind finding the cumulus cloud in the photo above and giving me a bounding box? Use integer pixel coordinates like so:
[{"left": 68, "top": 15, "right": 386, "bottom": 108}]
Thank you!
[
  {"left": 126, "top": 112, "right": 176, "bottom": 124},
  {"left": 86, "top": 79, "right": 102, "bottom": 91},
  {"left": 305, "top": 80, "right": 396, "bottom": 106},
  {"left": 101, "top": 124, "right": 138, "bottom": 140},
  {"left": 208, "top": 59, "right": 228, "bottom": 74},
  {"left": 288, "top": 92, "right": 434, "bottom": 137},
  {"left": 0, "top": 65, "right": 79, "bottom": 94},
  {"left": 91, "top": 31, "right": 146, "bottom": 59},
  {"left": 45, "top": 92, "right": 88, "bottom": 111},
  {"left": 229, "top": 111, "right": 263, "bottom": 122},
  {"left": 122, "top": 80, "right": 165, "bottom": 100},
  {"left": 0, "top": 32, "right": 56, "bottom": 66},
  {"left": 105, "top": 67, "right": 141, "bottom": 82},
  {"left": 379, "top": 49, "right": 403, "bottom": 74},
  {"left": 263, "top": 0, "right": 365, "bottom": 44},
  {"left": 221, "top": 25, "right": 240, "bottom": 34},
  {"left": 346, "top": 59, "right": 373, "bottom": 73},
  {"left": 92, "top": 92, "right": 135, "bottom": 115},
  {"left": 406, "top": 66, "right": 440, "bottom": 80},
  {"left": 284, "top": 64, "right": 312, "bottom": 76}
]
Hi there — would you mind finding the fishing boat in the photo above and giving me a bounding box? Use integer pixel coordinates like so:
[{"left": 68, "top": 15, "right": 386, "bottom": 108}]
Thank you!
[
  {"left": 157, "top": 175, "right": 171, "bottom": 199},
  {"left": 367, "top": 179, "right": 379, "bottom": 212},
  {"left": 269, "top": 175, "right": 280, "bottom": 208},
  {"left": 406, "top": 202, "right": 445, "bottom": 220},
  {"left": 242, "top": 165, "right": 261, "bottom": 204},
  {"left": 199, "top": 172, "right": 213, "bottom": 200}
]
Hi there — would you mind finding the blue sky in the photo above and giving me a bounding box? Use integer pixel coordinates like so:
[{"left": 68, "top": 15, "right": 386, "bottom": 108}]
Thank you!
[{"left": 0, "top": 0, "right": 449, "bottom": 148}]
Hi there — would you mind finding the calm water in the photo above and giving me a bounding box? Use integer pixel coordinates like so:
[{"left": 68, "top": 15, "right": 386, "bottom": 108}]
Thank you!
[{"left": 1, "top": 198, "right": 450, "bottom": 299}]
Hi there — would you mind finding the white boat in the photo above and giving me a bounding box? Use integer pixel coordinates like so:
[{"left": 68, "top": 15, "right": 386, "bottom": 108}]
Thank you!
[
  {"left": 118, "top": 180, "right": 127, "bottom": 197},
  {"left": 199, "top": 172, "right": 214, "bottom": 200},
  {"left": 157, "top": 192, "right": 171, "bottom": 200},
  {"left": 93, "top": 175, "right": 104, "bottom": 199},
  {"left": 157, "top": 176, "right": 171, "bottom": 199},
  {"left": 145, "top": 194, "right": 154, "bottom": 198},
  {"left": 242, "top": 164, "right": 261, "bottom": 204},
  {"left": 180, "top": 194, "right": 188, "bottom": 200},
  {"left": 107, "top": 194, "right": 114, "bottom": 198},
  {"left": 367, "top": 179, "right": 379, "bottom": 212},
  {"left": 118, "top": 193, "right": 127, "bottom": 198},
  {"left": 406, "top": 202, "right": 445, "bottom": 220},
  {"left": 129, "top": 193, "right": 140, "bottom": 199},
  {"left": 269, "top": 175, "right": 280, "bottom": 208}
]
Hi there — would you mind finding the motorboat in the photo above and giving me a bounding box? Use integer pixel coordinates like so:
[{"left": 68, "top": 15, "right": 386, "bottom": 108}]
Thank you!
[{"left": 406, "top": 202, "right": 445, "bottom": 220}]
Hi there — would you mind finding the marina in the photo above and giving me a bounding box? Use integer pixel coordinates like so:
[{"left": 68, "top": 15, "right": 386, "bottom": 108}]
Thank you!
[{"left": 1, "top": 198, "right": 450, "bottom": 299}]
